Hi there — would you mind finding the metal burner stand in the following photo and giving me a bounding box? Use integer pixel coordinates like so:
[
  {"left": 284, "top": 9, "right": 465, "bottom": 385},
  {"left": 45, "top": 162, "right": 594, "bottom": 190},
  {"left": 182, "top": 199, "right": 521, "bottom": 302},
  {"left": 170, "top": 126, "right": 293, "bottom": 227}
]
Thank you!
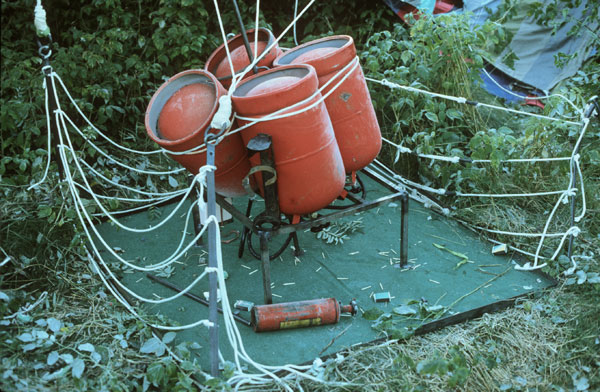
[{"left": 213, "top": 133, "right": 409, "bottom": 304}]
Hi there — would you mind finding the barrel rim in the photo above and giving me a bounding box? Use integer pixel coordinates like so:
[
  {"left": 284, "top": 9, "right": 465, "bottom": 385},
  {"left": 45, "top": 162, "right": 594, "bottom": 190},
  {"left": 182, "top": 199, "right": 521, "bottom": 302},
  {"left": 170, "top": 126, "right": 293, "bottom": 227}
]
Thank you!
[
  {"left": 204, "top": 27, "right": 277, "bottom": 77},
  {"left": 232, "top": 64, "right": 313, "bottom": 99},
  {"left": 145, "top": 69, "right": 221, "bottom": 150},
  {"left": 273, "top": 35, "right": 354, "bottom": 67}
]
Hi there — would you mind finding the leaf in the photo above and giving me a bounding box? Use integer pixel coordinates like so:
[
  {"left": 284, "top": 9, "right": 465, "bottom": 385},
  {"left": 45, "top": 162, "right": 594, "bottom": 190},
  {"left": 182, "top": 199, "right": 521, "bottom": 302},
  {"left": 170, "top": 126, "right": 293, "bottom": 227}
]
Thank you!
[
  {"left": 140, "top": 337, "right": 165, "bottom": 356},
  {"left": 362, "top": 307, "right": 385, "bottom": 321},
  {"left": 587, "top": 275, "right": 600, "bottom": 284},
  {"left": 71, "top": 358, "right": 85, "bottom": 379},
  {"left": 576, "top": 270, "right": 587, "bottom": 284},
  {"left": 393, "top": 305, "right": 417, "bottom": 316},
  {"left": 47, "top": 318, "right": 61, "bottom": 333},
  {"left": 91, "top": 352, "right": 102, "bottom": 363},
  {"left": 0, "top": 292, "right": 9, "bottom": 301},
  {"left": 78, "top": 343, "right": 95, "bottom": 353},
  {"left": 23, "top": 343, "right": 38, "bottom": 352},
  {"left": 47, "top": 351, "right": 59, "bottom": 365},
  {"left": 17, "top": 333, "right": 34, "bottom": 342},
  {"left": 416, "top": 358, "right": 448, "bottom": 375},
  {"left": 162, "top": 332, "right": 176, "bottom": 344},
  {"left": 167, "top": 176, "right": 178, "bottom": 188},
  {"left": 60, "top": 353, "right": 74, "bottom": 364},
  {"left": 425, "top": 112, "right": 439, "bottom": 123},
  {"left": 446, "top": 108, "right": 463, "bottom": 120},
  {"left": 575, "top": 376, "right": 589, "bottom": 391}
]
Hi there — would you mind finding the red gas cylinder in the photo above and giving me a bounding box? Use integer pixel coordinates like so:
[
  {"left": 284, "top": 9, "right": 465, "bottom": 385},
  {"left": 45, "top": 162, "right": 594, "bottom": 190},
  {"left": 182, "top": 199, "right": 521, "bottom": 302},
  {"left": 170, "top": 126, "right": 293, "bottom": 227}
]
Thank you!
[
  {"left": 205, "top": 28, "right": 283, "bottom": 89},
  {"left": 231, "top": 65, "right": 345, "bottom": 216},
  {"left": 145, "top": 69, "right": 251, "bottom": 197},
  {"left": 273, "top": 35, "right": 382, "bottom": 174},
  {"left": 251, "top": 298, "right": 342, "bottom": 332}
]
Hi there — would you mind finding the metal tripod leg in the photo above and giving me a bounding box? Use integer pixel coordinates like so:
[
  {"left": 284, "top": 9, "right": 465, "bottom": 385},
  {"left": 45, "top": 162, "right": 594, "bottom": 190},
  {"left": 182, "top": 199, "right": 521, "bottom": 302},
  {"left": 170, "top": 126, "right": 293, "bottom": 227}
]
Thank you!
[{"left": 259, "top": 231, "right": 273, "bottom": 304}]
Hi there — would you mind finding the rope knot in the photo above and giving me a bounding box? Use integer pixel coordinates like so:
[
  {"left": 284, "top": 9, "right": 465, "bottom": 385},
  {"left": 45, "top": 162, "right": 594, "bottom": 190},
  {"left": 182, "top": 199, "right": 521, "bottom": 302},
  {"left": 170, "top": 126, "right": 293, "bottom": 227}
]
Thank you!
[
  {"left": 210, "top": 95, "right": 232, "bottom": 130},
  {"left": 196, "top": 164, "right": 217, "bottom": 185},
  {"left": 566, "top": 226, "right": 581, "bottom": 237},
  {"left": 34, "top": 0, "right": 51, "bottom": 37}
]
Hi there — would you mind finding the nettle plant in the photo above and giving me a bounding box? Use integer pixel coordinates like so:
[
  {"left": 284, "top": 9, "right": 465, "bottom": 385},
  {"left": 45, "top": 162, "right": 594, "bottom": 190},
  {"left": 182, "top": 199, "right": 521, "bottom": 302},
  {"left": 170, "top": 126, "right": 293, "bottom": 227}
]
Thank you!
[{"left": 361, "top": 13, "right": 514, "bottom": 191}]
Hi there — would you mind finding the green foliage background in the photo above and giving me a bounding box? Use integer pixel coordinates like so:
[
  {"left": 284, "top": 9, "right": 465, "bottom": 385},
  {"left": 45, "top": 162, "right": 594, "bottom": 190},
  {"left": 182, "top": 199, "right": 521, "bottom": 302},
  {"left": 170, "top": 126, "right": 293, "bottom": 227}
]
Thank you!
[{"left": 1, "top": 0, "right": 598, "bottom": 390}]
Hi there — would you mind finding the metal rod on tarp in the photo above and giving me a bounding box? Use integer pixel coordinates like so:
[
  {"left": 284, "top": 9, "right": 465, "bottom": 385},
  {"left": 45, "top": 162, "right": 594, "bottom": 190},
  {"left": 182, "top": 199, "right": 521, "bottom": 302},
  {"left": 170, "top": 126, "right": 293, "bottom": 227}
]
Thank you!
[
  {"left": 146, "top": 273, "right": 251, "bottom": 327},
  {"left": 400, "top": 191, "right": 409, "bottom": 267}
]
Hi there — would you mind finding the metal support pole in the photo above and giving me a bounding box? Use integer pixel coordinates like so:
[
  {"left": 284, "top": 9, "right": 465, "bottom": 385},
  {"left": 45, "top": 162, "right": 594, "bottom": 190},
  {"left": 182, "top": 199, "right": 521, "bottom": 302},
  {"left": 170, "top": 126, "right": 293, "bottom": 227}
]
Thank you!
[
  {"left": 400, "top": 191, "right": 409, "bottom": 267},
  {"left": 205, "top": 141, "right": 219, "bottom": 377},
  {"left": 567, "top": 98, "right": 598, "bottom": 258},
  {"left": 37, "top": 37, "right": 64, "bottom": 180},
  {"left": 567, "top": 161, "right": 577, "bottom": 259},
  {"left": 191, "top": 176, "right": 204, "bottom": 247},
  {"left": 232, "top": 0, "right": 259, "bottom": 74}
]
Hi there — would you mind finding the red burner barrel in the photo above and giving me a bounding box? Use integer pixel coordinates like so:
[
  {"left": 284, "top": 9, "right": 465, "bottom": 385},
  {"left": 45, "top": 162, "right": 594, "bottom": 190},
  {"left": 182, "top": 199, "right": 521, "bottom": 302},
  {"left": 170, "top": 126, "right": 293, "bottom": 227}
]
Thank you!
[
  {"left": 145, "top": 69, "right": 250, "bottom": 197},
  {"left": 205, "top": 28, "right": 283, "bottom": 89},
  {"left": 231, "top": 65, "right": 345, "bottom": 216},
  {"left": 274, "top": 35, "right": 381, "bottom": 174}
]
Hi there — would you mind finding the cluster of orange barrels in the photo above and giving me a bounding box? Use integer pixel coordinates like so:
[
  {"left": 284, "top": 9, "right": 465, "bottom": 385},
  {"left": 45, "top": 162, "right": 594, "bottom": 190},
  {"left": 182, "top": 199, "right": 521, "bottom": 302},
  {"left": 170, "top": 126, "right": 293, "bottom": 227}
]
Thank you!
[{"left": 145, "top": 29, "right": 382, "bottom": 218}]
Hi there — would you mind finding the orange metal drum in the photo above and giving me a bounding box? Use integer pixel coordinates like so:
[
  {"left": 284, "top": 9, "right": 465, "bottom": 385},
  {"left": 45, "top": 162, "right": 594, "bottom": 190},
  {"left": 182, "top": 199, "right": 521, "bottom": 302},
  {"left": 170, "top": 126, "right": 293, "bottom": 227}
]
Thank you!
[
  {"left": 145, "top": 69, "right": 250, "bottom": 197},
  {"left": 205, "top": 28, "right": 283, "bottom": 89},
  {"left": 231, "top": 64, "right": 345, "bottom": 216},
  {"left": 274, "top": 35, "right": 382, "bottom": 174},
  {"left": 251, "top": 298, "right": 341, "bottom": 332}
]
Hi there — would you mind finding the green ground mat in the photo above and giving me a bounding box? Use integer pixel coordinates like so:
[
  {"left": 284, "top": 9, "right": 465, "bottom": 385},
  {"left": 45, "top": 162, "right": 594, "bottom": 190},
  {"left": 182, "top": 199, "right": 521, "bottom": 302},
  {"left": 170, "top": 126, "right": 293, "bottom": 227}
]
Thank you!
[{"left": 94, "top": 174, "right": 555, "bottom": 369}]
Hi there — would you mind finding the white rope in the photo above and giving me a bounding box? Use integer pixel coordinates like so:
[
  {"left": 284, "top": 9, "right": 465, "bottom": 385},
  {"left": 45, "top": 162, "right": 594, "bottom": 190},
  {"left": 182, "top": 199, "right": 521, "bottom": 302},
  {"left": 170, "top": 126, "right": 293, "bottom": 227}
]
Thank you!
[
  {"left": 3, "top": 291, "right": 48, "bottom": 320},
  {"left": 28, "top": 78, "right": 53, "bottom": 190},
  {"left": 456, "top": 220, "right": 582, "bottom": 238},
  {"left": 573, "top": 154, "right": 586, "bottom": 222},
  {"left": 293, "top": 0, "right": 299, "bottom": 46},
  {"left": 60, "top": 110, "right": 183, "bottom": 175},
  {"left": 255, "top": 0, "right": 261, "bottom": 50},
  {"left": 227, "top": 0, "right": 317, "bottom": 92},
  {"left": 455, "top": 189, "right": 572, "bottom": 198},
  {"left": 52, "top": 72, "right": 173, "bottom": 157},
  {"left": 78, "top": 159, "right": 185, "bottom": 197},
  {"left": 234, "top": 56, "right": 360, "bottom": 125},
  {"left": 383, "top": 137, "right": 572, "bottom": 164},
  {"left": 366, "top": 77, "right": 583, "bottom": 126}
]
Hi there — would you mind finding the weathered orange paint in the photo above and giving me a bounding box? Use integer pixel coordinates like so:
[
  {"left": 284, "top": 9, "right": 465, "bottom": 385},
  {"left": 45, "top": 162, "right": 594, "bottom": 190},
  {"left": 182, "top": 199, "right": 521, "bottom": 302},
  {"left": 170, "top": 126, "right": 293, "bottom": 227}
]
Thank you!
[
  {"left": 231, "top": 65, "right": 345, "bottom": 216},
  {"left": 145, "top": 69, "right": 250, "bottom": 197},
  {"left": 274, "top": 35, "right": 382, "bottom": 174},
  {"left": 251, "top": 298, "right": 341, "bottom": 332},
  {"left": 205, "top": 28, "right": 283, "bottom": 89}
]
